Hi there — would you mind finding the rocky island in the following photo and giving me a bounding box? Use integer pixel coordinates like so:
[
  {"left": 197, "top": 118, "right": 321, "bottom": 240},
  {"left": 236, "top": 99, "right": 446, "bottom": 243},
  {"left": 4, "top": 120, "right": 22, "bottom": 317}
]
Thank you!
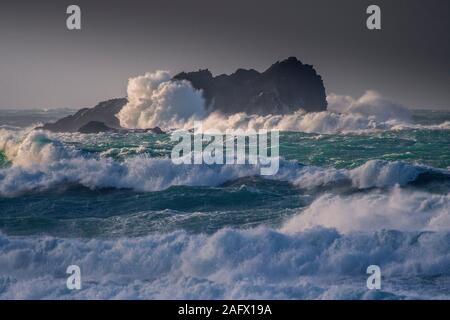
[
  {"left": 174, "top": 56, "right": 327, "bottom": 115},
  {"left": 41, "top": 57, "right": 327, "bottom": 133}
]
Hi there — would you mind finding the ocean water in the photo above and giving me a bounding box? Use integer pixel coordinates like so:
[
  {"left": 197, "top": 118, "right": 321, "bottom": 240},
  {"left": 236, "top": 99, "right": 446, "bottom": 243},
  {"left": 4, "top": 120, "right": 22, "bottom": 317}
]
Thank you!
[{"left": 0, "top": 108, "right": 449, "bottom": 299}]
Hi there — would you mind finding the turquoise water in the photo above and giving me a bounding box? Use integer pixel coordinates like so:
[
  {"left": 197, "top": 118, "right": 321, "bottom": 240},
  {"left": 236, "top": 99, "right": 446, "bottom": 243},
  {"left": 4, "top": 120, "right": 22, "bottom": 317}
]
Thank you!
[
  {"left": 0, "top": 151, "right": 8, "bottom": 167},
  {"left": 0, "top": 109, "right": 449, "bottom": 299},
  {"left": 1, "top": 128, "right": 448, "bottom": 237},
  {"left": 281, "top": 130, "right": 450, "bottom": 168}
]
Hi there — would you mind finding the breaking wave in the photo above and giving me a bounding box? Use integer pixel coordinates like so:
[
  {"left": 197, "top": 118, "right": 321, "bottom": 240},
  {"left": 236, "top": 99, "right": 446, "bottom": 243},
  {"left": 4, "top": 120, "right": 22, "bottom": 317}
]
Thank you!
[
  {"left": 116, "top": 70, "right": 206, "bottom": 129},
  {"left": 115, "top": 72, "right": 449, "bottom": 133},
  {"left": 1, "top": 109, "right": 450, "bottom": 300},
  {"left": 196, "top": 91, "right": 421, "bottom": 133},
  {"left": 0, "top": 129, "right": 448, "bottom": 196},
  {"left": 283, "top": 186, "right": 450, "bottom": 233},
  {"left": 1, "top": 224, "right": 450, "bottom": 299}
]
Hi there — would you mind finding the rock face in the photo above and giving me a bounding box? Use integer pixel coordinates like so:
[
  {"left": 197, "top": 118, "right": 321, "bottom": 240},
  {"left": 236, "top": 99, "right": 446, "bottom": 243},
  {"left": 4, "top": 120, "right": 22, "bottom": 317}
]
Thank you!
[
  {"left": 76, "top": 121, "right": 164, "bottom": 134},
  {"left": 174, "top": 57, "right": 327, "bottom": 115},
  {"left": 78, "top": 121, "right": 116, "bottom": 134},
  {"left": 41, "top": 57, "right": 327, "bottom": 133},
  {"left": 40, "top": 98, "right": 126, "bottom": 132}
]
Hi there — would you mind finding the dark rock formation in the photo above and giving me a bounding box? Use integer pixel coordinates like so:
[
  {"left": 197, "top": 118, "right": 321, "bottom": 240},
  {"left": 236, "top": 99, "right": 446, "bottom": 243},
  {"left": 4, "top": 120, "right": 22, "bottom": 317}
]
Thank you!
[
  {"left": 124, "top": 127, "right": 165, "bottom": 134},
  {"left": 41, "top": 57, "right": 327, "bottom": 133},
  {"left": 76, "top": 121, "right": 165, "bottom": 134},
  {"left": 40, "top": 98, "right": 127, "bottom": 132},
  {"left": 174, "top": 57, "right": 327, "bottom": 115},
  {"left": 78, "top": 121, "right": 116, "bottom": 134},
  {"left": 145, "top": 126, "right": 164, "bottom": 134}
]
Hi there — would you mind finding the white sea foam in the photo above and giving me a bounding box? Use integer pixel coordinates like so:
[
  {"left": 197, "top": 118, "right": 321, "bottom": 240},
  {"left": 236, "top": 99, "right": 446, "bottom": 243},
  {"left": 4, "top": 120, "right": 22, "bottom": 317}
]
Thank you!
[
  {"left": 116, "top": 70, "right": 206, "bottom": 129},
  {"left": 0, "top": 130, "right": 448, "bottom": 196},
  {"left": 1, "top": 222, "right": 449, "bottom": 299},
  {"left": 115, "top": 75, "right": 447, "bottom": 133},
  {"left": 195, "top": 91, "right": 417, "bottom": 133},
  {"left": 327, "top": 91, "right": 412, "bottom": 122},
  {"left": 282, "top": 186, "right": 450, "bottom": 234},
  {"left": 1, "top": 128, "right": 450, "bottom": 300},
  {"left": 274, "top": 159, "right": 442, "bottom": 190},
  {"left": 0, "top": 174, "right": 449, "bottom": 299},
  {"left": 0, "top": 132, "right": 441, "bottom": 196},
  {"left": 0, "top": 130, "right": 263, "bottom": 195},
  {"left": 0, "top": 130, "right": 74, "bottom": 167}
]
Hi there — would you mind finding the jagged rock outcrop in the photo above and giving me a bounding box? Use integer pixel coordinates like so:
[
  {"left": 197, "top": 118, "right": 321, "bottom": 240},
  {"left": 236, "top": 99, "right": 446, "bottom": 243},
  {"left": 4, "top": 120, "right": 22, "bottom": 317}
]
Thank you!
[
  {"left": 174, "top": 57, "right": 327, "bottom": 115},
  {"left": 76, "top": 121, "right": 164, "bottom": 134},
  {"left": 40, "top": 98, "right": 126, "bottom": 132},
  {"left": 41, "top": 57, "right": 327, "bottom": 133}
]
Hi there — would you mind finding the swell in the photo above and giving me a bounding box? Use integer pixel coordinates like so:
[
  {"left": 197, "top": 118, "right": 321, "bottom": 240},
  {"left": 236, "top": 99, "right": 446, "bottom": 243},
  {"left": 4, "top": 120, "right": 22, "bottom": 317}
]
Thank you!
[
  {"left": 1, "top": 184, "right": 448, "bottom": 237},
  {"left": 0, "top": 130, "right": 449, "bottom": 196}
]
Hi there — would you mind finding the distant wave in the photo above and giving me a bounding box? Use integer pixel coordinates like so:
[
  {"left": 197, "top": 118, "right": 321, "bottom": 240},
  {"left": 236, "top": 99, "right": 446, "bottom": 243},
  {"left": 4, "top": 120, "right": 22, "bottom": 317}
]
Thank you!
[
  {"left": 185, "top": 109, "right": 450, "bottom": 134},
  {"left": 192, "top": 90, "right": 419, "bottom": 133},
  {"left": 202, "top": 89, "right": 450, "bottom": 133},
  {"left": 1, "top": 224, "right": 450, "bottom": 299},
  {"left": 0, "top": 130, "right": 449, "bottom": 196}
]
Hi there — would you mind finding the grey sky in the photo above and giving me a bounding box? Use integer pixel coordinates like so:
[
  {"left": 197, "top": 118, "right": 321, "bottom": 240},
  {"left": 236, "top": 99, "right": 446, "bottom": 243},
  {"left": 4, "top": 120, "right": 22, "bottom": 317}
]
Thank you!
[{"left": 0, "top": 0, "right": 448, "bottom": 109}]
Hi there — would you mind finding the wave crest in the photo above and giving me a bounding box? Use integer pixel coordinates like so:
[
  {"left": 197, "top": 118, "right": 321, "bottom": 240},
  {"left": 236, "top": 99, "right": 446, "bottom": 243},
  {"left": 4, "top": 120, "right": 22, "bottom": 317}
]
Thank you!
[
  {"left": 1, "top": 226, "right": 450, "bottom": 299},
  {"left": 282, "top": 186, "right": 450, "bottom": 234},
  {"left": 0, "top": 129, "right": 448, "bottom": 196}
]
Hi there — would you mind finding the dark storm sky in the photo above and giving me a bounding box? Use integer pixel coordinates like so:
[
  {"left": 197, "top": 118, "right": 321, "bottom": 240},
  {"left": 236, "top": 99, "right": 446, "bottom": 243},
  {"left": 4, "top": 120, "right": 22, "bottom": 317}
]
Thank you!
[{"left": 0, "top": 0, "right": 448, "bottom": 109}]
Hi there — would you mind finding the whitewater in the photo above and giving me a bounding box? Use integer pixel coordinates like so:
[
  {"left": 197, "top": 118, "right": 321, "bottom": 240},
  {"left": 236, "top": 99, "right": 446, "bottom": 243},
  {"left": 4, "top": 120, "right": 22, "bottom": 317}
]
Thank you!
[{"left": 0, "top": 77, "right": 449, "bottom": 299}]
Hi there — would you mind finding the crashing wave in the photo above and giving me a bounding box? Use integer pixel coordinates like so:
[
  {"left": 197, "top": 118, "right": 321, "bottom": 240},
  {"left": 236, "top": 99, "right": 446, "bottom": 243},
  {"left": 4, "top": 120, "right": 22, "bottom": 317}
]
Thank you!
[
  {"left": 117, "top": 70, "right": 206, "bottom": 129},
  {"left": 0, "top": 129, "right": 448, "bottom": 196},
  {"left": 1, "top": 225, "right": 450, "bottom": 299},
  {"left": 282, "top": 186, "right": 450, "bottom": 233},
  {"left": 115, "top": 73, "right": 448, "bottom": 133}
]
